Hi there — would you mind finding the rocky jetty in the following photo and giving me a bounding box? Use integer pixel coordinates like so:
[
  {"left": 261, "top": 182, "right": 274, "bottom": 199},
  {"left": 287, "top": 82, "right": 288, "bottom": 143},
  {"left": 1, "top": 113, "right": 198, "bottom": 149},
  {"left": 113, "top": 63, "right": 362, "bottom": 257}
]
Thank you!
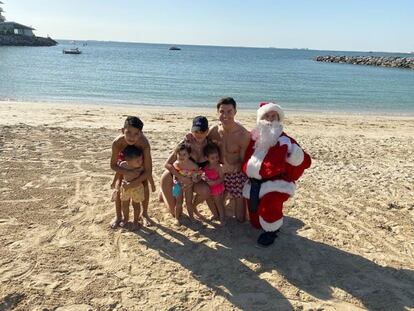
[
  {"left": 0, "top": 34, "right": 57, "bottom": 46},
  {"left": 314, "top": 55, "right": 414, "bottom": 69}
]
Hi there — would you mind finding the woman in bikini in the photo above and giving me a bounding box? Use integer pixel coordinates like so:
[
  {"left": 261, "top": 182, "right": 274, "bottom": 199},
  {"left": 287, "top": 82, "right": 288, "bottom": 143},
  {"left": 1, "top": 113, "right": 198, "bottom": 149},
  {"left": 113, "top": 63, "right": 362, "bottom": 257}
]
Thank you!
[{"left": 160, "top": 116, "right": 211, "bottom": 221}]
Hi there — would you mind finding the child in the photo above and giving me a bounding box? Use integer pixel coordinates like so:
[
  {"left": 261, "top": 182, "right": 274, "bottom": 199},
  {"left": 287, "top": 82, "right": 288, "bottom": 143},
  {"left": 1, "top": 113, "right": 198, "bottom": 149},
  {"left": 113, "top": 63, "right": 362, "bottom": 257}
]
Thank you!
[
  {"left": 166, "top": 143, "right": 199, "bottom": 225},
  {"left": 202, "top": 143, "right": 226, "bottom": 226},
  {"left": 110, "top": 116, "right": 155, "bottom": 229},
  {"left": 115, "top": 145, "right": 145, "bottom": 229},
  {"left": 111, "top": 170, "right": 155, "bottom": 203}
]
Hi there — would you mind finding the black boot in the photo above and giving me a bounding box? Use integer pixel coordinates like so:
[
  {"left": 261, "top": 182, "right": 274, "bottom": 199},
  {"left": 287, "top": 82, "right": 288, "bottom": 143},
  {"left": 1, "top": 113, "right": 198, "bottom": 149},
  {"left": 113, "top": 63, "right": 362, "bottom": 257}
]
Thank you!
[{"left": 257, "top": 231, "right": 278, "bottom": 247}]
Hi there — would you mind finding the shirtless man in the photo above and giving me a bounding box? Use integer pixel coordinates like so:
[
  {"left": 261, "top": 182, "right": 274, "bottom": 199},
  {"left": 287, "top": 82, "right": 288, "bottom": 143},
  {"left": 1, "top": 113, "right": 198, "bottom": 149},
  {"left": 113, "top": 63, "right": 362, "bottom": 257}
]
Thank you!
[
  {"left": 110, "top": 116, "right": 154, "bottom": 228},
  {"left": 208, "top": 97, "right": 250, "bottom": 222}
]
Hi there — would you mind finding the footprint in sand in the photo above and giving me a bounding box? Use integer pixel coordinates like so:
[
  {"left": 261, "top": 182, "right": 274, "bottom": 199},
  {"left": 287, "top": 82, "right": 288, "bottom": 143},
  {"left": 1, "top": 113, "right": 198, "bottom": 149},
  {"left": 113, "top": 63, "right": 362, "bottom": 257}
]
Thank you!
[{"left": 55, "top": 304, "right": 93, "bottom": 311}]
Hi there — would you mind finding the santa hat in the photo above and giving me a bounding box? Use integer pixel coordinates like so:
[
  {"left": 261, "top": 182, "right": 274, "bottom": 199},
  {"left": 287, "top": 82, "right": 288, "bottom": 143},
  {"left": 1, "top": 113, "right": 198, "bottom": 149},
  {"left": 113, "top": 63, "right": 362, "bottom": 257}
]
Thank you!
[{"left": 257, "top": 102, "right": 285, "bottom": 123}]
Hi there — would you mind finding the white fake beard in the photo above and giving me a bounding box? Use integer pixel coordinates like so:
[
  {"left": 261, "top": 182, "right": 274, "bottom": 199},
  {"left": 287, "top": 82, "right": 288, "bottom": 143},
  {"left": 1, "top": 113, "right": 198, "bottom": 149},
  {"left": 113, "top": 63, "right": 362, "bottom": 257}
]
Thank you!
[{"left": 251, "top": 120, "right": 283, "bottom": 151}]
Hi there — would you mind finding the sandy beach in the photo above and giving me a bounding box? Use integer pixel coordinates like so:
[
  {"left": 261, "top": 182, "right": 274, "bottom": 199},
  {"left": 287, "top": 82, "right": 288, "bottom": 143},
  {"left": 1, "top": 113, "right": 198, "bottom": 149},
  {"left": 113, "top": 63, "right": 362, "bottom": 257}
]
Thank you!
[{"left": 0, "top": 101, "right": 413, "bottom": 311}]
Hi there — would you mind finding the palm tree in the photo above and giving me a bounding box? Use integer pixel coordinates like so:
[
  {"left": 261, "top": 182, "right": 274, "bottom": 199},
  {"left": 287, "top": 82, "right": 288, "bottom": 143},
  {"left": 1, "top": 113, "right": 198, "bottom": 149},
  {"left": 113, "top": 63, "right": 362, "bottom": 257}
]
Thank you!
[{"left": 0, "top": 1, "right": 5, "bottom": 22}]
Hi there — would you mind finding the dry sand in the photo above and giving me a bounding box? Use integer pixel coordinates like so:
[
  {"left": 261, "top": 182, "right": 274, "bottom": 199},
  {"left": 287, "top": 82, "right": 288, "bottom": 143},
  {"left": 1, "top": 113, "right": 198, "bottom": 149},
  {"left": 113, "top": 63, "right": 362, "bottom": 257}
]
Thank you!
[{"left": 0, "top": 101, "right": 413, "bottom": 311}]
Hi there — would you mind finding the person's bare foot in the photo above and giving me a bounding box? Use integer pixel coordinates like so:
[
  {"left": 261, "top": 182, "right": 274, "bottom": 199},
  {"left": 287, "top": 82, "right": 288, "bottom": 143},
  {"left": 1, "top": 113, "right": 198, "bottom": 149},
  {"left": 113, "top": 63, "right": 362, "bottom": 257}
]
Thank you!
[
  {"left": 169, "top": 208, "right": 175, "bottom": 217},
  {"left": 195, "top": 212, "right": 208, "bottom": 222},
  {"left": 142, "top": 215, "right": 154, "bottom": 227},
  {"left": 119, "top": 219, "right": 129, "bottom": 229},
  {"left": 110, "top": 218, "right": 122, "bottom": 229}
]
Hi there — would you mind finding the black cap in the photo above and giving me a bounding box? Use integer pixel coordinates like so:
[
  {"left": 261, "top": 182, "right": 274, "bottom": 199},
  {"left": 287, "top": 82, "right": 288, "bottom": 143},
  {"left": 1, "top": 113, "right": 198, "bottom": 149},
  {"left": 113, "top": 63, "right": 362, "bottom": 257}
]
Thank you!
[{"left": 191, "top": 116, "right": 209, "bottom": 132}]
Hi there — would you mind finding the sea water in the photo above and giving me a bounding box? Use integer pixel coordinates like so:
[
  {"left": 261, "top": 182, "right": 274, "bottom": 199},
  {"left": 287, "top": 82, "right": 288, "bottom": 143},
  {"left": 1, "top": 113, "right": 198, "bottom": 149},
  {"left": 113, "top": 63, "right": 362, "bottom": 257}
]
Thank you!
[{"left": 1, "top": 40, "right": 413, "bottom": 114}]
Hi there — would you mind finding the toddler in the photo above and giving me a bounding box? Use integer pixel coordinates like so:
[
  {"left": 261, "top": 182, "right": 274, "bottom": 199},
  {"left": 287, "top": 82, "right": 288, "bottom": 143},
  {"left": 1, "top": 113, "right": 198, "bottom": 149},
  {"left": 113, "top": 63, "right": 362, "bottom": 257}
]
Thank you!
[
  {"left": 114, "top": 145, "right": 146, "bottom": 229},
  {"left": 170, "top": 143, "right": 200, "bottom": 225},
  {"left": 202, "top": 143, "right": 226, "bottom": 226}
]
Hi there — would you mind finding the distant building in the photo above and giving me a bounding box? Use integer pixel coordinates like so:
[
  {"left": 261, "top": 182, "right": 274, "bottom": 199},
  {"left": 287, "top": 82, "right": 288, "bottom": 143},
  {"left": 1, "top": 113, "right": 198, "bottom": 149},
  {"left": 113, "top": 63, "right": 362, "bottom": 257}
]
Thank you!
[
  {"left": 0, "top": 1, "right": 56, "bottom": 46},
  {"left": 0, "top": 22, "right": 35, "bottom": 36},
  {"left": 0, "top": 2, "right": 35, "bottom": 36}
]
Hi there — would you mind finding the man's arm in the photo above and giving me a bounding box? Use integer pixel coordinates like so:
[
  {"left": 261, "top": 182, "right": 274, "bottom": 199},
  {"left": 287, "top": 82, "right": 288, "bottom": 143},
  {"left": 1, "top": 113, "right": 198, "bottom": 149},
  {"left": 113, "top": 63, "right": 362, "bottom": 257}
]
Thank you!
[
  {"left": 142, "top": 142, "right": 152, "bottom": 181},
  {"left": 239, "top": 128, "right": 251, "bottom": 164},
  {"left": 207, "top": 125, "right": 220, "bottom": 144},
  {"left": 208, "top": 126, "right": 227, "bottom": 169},
  {"left": 126, "top": 140, "right": 152, "bottom": 187}
]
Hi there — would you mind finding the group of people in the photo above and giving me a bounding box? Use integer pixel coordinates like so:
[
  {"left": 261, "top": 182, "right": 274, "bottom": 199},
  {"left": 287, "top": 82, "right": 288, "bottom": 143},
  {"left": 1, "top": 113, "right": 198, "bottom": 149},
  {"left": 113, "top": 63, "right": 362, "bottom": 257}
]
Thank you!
[{"left": 109, "top": 97, "right": 311, "bottom": 247}]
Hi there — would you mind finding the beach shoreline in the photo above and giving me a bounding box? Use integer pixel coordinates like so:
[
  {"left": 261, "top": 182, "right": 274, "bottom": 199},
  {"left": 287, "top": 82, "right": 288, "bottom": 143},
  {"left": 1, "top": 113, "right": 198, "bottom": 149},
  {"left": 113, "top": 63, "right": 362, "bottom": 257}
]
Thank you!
[
  {"left": 1, "top": 100, "right": 413, "bottom": 310},
  {"left": 2, "top": 100, "right": 414, "bottom": 121}
]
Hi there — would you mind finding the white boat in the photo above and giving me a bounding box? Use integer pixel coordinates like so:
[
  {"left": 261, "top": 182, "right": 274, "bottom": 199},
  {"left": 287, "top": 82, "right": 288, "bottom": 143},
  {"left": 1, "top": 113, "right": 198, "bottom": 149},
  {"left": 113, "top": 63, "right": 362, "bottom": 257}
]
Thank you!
[{"left": 63, "top": 47, "right": 81, "bottom": 54}]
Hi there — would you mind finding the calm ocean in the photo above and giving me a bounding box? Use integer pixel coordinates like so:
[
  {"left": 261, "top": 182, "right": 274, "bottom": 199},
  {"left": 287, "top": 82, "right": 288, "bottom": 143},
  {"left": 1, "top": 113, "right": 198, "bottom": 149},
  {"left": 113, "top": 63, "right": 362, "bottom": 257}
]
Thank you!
[{"left": 1, "top": 40, "right": 413, "bottom": 114}]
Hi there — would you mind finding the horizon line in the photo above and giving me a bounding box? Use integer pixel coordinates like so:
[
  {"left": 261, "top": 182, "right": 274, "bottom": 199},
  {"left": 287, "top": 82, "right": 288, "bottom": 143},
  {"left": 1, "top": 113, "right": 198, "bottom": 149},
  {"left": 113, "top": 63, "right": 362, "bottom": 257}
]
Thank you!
[{"left": 54, "top": 38, "right": 414, "bottom": 55}]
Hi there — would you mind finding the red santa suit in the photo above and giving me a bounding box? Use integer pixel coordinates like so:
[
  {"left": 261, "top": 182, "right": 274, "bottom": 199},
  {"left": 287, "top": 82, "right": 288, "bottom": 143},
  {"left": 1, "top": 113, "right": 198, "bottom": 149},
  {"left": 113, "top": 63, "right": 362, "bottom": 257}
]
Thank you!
[{"left": 242, "top": 103, "right": 311, "bottom": 233}]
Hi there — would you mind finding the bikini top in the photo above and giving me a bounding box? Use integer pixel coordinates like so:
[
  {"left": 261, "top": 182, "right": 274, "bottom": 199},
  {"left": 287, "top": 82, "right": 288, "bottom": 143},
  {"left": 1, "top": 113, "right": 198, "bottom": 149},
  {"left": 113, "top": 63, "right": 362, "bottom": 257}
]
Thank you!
[
  {"left": 190, "top": 157, "right": 208, "bottom": 168},
  {"left": 182, "top": 138, "right": 212, "bottom": 169},
  {"left": 202, "top": 166, "right": 220, "bottom": 181},
  {"left": 174, "top": 163, "right": 199, "bottom": 178}
]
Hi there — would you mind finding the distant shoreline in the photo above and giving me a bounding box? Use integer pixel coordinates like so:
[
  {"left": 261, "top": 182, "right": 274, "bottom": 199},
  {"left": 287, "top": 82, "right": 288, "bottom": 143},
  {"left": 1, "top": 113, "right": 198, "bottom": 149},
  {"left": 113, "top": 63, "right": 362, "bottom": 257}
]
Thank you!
[{"left": 55, "top": 39, "right": 414, "bottom": 55}]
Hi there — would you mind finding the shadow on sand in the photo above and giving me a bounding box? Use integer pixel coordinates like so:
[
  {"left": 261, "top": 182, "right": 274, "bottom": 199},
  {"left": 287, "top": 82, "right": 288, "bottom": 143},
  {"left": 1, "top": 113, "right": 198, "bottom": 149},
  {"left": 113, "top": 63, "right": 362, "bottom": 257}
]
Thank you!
[{"left": 136, "top": 217, "right": 414, "bottom": 310}]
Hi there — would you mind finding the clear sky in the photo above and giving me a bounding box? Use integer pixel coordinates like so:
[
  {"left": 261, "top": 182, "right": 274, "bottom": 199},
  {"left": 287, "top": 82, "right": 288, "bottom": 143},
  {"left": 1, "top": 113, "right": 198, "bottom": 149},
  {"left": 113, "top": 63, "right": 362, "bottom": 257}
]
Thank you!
[{"left": 3, "top": 0, "right": 414, "bottom": 52}]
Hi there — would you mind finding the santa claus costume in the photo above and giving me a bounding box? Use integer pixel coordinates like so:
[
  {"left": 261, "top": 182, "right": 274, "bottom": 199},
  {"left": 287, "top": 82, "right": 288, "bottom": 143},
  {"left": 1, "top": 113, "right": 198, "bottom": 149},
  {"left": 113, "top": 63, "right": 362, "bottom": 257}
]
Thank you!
[{"left": 242, "top": 102, "right": 311, "bottom": 246}]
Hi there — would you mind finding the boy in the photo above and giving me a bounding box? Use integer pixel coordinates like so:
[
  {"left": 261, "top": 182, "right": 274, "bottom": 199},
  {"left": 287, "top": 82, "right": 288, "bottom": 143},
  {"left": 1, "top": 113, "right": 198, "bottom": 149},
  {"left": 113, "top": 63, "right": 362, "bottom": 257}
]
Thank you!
[
  {"left": 116, "top": 145, "right": 146, "bottom": 229},
  {"left": 110, "top": 116, "right": 155, "bottom": 228}
]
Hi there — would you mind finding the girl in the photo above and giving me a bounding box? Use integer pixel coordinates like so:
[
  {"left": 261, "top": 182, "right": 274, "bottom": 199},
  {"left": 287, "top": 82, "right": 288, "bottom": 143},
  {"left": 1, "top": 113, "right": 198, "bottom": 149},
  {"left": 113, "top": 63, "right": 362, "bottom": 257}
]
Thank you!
[
  {"left": 166, "top": 143, "right": 200, "bottom": 225},
  {"left": 202, "top": 143, "right": 226, "bottom": 226}
]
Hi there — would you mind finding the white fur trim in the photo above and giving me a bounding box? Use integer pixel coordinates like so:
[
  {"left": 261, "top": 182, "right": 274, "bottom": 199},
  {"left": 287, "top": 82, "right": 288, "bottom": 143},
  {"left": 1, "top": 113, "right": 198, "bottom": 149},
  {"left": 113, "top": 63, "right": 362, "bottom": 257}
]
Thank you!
[
  {"left": 243, "top": 180, "right": 295, "bottom": 199},
  {"left": 260, "top": 217, "right": 283, "bottom": 232},
  {"left": 260, "top": 180, "right": 296, "bottom": 197},
  {"left": 257, "top": 103, "right": 285, "bottom": 123},
  {"left": 278, "top": 135, "right": 292, "bottom": 151},
  {"left": 242, "top": 182, "right": 251, "bottom": 198},
  {"left": 287, "top": 144, "right": 304, "bottom": 166},
  {"left": 246, "top": 148, "right": 267, "bottom": 179},
  {"left": 246, "top": 135, "right": 290, "bottom": 180}
]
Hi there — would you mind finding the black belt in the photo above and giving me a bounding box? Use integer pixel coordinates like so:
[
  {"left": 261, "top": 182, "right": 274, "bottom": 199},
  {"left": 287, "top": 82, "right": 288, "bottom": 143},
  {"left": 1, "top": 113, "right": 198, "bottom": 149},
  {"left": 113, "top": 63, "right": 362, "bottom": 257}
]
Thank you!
[
  {"left": 249, "top": 178, "right": 263, "bottom": 213},
  {"left": 249, "top": 176, "right": 282, "bottom": 213}
]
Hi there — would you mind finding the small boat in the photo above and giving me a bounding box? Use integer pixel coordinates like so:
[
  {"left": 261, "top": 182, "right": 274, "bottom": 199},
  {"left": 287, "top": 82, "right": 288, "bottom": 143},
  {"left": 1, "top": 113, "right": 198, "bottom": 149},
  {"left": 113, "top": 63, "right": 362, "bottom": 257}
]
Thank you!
[
  {"left": 63, "top": 48, "right": 82, "bottom": 54},
  {"left": 169, "top": 46, "right": 181, "bottom": 51}
]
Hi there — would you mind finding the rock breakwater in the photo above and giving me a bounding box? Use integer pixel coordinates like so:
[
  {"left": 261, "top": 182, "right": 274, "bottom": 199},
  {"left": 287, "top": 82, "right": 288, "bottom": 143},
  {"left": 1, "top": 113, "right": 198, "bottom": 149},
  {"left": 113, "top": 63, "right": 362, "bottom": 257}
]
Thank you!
[
  {"left": 0, "top": 34, "right": 57, "bottom": 46},
  {"left": 315, "top": 55, "right": 414, "bottom": 69}
]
